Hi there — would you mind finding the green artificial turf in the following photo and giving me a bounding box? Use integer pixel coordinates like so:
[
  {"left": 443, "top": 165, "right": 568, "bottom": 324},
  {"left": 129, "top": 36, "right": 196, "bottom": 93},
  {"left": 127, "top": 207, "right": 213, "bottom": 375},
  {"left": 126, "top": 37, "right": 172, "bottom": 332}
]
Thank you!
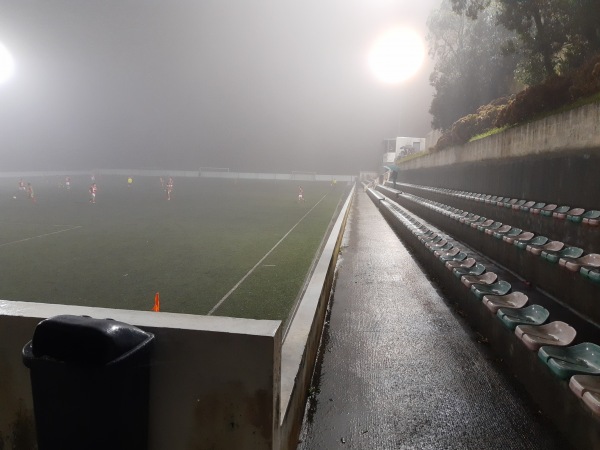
[{"left": 0, "top": 175, "right": 347, "bottom": 321}]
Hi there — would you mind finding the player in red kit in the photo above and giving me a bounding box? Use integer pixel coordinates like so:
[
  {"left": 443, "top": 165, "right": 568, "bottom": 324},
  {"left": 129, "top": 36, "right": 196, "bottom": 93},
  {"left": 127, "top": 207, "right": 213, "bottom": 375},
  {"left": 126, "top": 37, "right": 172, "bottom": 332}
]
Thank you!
[
  {"left": 89, "top": 183, "right": 98, "bottom": 203},
  {"left": 166, "top": 177, "right": 174, "bottom": 200}
]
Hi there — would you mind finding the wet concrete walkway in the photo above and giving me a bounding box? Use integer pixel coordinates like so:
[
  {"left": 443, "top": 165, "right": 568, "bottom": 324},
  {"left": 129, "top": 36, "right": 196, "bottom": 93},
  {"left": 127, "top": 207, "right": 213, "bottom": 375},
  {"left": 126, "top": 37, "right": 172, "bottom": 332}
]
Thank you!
[{"left": 298, "top": 190, "right": 569, "bottom": 449}]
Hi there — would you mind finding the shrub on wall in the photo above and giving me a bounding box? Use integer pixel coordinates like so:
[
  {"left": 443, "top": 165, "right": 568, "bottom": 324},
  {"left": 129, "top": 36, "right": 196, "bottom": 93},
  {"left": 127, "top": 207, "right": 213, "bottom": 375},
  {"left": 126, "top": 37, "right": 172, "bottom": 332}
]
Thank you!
[{"left": 433, "top": 53, "right": 600, "bottom": 151}]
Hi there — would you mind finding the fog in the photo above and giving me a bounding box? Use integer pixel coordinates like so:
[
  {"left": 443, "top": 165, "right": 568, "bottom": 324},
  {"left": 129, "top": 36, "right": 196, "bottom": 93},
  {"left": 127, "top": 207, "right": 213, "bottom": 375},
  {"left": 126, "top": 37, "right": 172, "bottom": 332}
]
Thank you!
[{"left": 0, "top": 0, "right": 439, "bottom": 174}]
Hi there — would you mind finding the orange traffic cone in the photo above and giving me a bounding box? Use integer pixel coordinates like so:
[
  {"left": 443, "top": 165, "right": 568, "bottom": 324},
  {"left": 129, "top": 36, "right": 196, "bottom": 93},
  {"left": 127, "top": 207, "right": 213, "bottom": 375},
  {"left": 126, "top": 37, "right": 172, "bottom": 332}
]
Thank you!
[{"left": 152, "top": 292, "right": 160, "bottom": 312}]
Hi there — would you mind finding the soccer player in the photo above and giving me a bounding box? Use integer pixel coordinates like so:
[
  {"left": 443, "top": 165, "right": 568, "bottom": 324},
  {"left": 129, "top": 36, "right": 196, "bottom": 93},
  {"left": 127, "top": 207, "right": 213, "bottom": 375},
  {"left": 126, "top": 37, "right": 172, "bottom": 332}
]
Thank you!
[
  {"left": 89, "top": 183, "right": 98, "bottom": 203},
  {"left": 18, "top": 178, "right": 25, "bottom": 191},
  {"left": 27, "top": 183, "right": 35, "bottom": 203},
  {"left": 298, "top": 186, "right": 305, "bottom": 202},
  {"left": 65, "top": 176, "right": 71, "bottom": 190},
  {"left": 166, "top": 177, "right": 174, "bottom": 200},
  {"left": 127, "top": 176, "right": 133, "bottom": 188},
  {"left": 159, "top": 177, "right": 164, "bottom": 189}
]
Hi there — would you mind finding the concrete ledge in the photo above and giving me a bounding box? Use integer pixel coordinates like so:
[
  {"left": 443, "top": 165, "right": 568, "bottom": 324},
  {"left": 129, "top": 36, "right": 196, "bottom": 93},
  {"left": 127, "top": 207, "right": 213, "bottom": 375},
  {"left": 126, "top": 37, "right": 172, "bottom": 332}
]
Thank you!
[
  {"left": 278, "top": 185, "right": 355, "bottom": 450},
  {"left": 0, "top": 301, "right": 281, "bottom": 450}
]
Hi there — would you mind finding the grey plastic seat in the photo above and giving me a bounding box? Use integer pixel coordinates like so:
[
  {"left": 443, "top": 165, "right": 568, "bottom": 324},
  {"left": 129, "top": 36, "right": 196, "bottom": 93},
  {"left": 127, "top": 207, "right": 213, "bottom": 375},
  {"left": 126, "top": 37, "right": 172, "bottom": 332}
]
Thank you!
[
  {"left": 483, "top": 292, "right": 528, "bottom": 314},
  {"left": 515, "top": 321, "right": 576, "bottom": 351}
]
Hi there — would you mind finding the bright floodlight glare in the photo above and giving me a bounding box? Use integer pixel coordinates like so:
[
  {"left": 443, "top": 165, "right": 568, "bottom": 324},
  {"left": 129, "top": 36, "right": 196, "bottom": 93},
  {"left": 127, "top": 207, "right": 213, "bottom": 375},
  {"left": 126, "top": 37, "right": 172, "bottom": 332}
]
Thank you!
[
  {"left": 368, "top": 27, "right": 425, "bottom": 84},
  {"left": 0, "top": 42, "right": 15, "bottom": 84}
]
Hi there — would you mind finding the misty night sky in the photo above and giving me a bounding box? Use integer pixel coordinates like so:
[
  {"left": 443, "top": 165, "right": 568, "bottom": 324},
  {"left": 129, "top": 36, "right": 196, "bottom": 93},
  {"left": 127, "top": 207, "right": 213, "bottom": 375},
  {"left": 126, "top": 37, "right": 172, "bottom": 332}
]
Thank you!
[{"left": 0, "top": 0, "right": 439, "bottom": 174}]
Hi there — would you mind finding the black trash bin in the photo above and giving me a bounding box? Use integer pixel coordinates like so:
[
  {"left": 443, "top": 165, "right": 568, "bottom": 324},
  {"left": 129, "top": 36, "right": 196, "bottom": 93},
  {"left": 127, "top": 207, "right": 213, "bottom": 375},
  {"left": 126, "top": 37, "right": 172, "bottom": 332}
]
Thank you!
[{"left": 22, "top": 315, "right": 154, "bottom": 450}]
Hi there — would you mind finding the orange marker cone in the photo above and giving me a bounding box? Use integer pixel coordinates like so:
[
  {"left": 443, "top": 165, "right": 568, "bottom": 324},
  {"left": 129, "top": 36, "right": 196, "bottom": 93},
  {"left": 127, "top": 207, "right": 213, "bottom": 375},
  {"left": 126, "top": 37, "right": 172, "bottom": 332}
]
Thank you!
[{"left": 152, "top": 292, "right": 160, "bottom": 312}]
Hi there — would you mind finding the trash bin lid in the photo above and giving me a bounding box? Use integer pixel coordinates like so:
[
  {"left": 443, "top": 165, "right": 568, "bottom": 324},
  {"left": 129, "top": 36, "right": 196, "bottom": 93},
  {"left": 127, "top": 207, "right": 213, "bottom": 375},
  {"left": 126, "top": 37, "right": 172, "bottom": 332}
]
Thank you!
[{"left": 29, "top": 315, "right": 154, "bottom": 366}]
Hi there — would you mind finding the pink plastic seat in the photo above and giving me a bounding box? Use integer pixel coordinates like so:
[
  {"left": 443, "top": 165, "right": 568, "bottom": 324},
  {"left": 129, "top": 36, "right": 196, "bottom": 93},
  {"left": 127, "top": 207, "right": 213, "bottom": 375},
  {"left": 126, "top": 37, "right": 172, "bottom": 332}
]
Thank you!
[
  {"left": 435, "top": 247, "right": 460, "bottom": 258},
  {"left": 559, "top": 253, "right": 600, "bottom": 272},
  {"left": 482, "top": 292, "right": 528, "bottom": 313},
  {"left": 426, "top": 238, "right": 448, "bottom": 250},
  {"left": 445, "top": 257, "right": 475, "bottom": 270},
  {"left": 515, "top": 321, "right": 576, "bottom": 351},
  {"left": 569, "top": 375, "right": 600, "bottom": 416},
  {"left": 528, "top": 240, "right": 564, "bottom": 256},
  {"left": 504, "top": 231, "right": 534, "bottom": 244},
  {"left": 461, "top": 272, "right": 497, "bottom": 288},
  {"left": 487, "top": 224, "right": 510, "bottom": 236}
]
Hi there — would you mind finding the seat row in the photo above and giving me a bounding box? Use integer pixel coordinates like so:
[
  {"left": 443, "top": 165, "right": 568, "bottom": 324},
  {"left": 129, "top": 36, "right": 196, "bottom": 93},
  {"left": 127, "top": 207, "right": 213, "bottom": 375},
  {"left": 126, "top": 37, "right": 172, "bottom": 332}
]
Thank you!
[
  {"left": 369, "top": 188, "right": 600, "bottom": 417},
  {"left": 392, "top": 188, "right": 600, "bottom": 285},
  {"left": 392, "top": 181, "right": 600, "bottom": 225}
]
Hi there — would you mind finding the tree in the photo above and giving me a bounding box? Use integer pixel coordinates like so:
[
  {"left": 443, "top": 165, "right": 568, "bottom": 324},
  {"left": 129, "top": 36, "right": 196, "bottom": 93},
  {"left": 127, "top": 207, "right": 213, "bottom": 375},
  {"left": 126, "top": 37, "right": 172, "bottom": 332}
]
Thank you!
[
  {"left": 427, "top": 0, "right": 519, "bottom": 130},
  {"left": 450, "top": 0, "right": 599, "bottom": 84}
]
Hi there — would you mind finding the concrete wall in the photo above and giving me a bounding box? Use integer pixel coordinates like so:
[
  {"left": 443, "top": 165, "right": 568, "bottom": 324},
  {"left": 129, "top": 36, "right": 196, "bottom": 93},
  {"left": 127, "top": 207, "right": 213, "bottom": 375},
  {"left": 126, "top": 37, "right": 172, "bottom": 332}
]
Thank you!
[
  {"left": 404, "top": 102, "right": 600, "bottom": 170},
  {"left": 278, "top": 186, "right": 354, "bottom": 450},
  {"left": 398, "top": 102, "right": 600, "bottom": 210},
  {"left": 0, "top": 303, "right": 281, "bottom": 450}
]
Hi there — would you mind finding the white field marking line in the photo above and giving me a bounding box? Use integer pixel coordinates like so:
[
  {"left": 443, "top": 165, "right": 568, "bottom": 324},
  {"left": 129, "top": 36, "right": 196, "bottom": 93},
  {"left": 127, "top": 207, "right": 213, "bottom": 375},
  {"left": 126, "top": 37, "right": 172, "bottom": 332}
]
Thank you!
[
  {"left": 0, "top": 225, "right": 82, "bottom": 247},
  {"left": 208, "top": 194, "right": 328, "bottom": 315}
]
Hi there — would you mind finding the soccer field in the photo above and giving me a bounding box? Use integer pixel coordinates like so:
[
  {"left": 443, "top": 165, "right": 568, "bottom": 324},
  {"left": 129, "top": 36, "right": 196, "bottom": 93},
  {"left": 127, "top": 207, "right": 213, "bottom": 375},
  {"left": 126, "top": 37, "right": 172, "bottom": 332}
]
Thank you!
[{"left": 0, "top": 175, "right": 349, "bottom": 321}]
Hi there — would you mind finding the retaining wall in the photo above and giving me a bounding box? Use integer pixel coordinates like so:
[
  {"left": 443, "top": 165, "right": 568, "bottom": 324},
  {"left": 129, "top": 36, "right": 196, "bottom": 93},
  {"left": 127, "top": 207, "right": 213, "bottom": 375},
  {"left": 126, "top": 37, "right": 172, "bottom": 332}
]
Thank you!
[{"left": 399, "top": 102, "right": 600, "bottom": 209}]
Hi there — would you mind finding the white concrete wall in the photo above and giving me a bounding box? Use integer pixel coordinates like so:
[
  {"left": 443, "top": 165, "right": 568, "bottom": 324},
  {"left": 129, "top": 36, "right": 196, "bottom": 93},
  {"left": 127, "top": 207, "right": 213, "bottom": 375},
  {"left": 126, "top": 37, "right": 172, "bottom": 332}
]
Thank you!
[
  {"left": 401, "top": 102, "right": 600, "bottom": 170},
  {"left": 0, "top": 302, "right": 281, "bottom": 450},
  {"left": 0, "top": 170, "right": 357, "bottom": 182}
]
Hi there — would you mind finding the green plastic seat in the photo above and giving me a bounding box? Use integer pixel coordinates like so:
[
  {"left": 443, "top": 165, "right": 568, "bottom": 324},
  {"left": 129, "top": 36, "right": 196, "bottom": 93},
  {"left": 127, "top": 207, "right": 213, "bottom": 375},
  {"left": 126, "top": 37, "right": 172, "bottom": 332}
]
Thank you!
[
  {"left": 469, "top": 217, "right": 488, "bottom": 228},
  {"left": 552, "top": 205, "right": 571, "bottom": 219},
  {"left": 538, "top": 343, "right": 600, "bottom": 380},
  {"left": 499, "top": 228, "right": 522, "bottom": 242},
  {"left": 525, "top": 236, "right": 549, "bottom": 253},
  {"left": 453, "top": 263, "right": 486, "bottom": 278},
  {"left": 497, "top": 304, "right": 549, "bottom": 330},
  {"left": 540, "top": 204, "right": 558, "bottom": 217},
  {"left": 471, "top": 280, "right": 511, "bottom": 299},
  {"left": 529, "top": 202, "right": 546, "bottom": 214},
  {"left": 583, "top": 210, "right": 600, "bottom": 226},
  {"left": 485, "top": 196, "right": 498, "bottom": 204},
  {"left": 541, "top": 246, "right": 583, "bottom": 264},
  {"left": 440, "top": 251, "right": 467, "bottom": 263},
  {"left": 580, "top": 267, "right": 600, "bottom": 283}
]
